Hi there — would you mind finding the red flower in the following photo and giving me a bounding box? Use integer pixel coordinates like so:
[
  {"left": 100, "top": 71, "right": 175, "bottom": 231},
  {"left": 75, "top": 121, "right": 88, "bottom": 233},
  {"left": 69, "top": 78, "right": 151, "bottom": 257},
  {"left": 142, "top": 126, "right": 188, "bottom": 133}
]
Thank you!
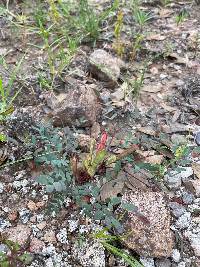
[{"left": 96, "top": 132, "right": 108, "bottom": 151}]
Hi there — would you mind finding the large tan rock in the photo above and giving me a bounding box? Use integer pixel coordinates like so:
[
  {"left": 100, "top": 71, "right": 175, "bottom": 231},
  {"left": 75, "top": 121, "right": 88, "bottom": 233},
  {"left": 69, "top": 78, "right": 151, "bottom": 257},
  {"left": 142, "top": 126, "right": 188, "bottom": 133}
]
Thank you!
[
  {"left": 121, "top": 191, "right": 174, "bottom": 258},
  {"left": 45, "top": 85, "right": 101, "bottom": 127},
  {"left": 4, "top": 224, "right": 31, "bottom": 246},
  {"left": 89, "top": 49, "right": 124, "bottom": 87}
]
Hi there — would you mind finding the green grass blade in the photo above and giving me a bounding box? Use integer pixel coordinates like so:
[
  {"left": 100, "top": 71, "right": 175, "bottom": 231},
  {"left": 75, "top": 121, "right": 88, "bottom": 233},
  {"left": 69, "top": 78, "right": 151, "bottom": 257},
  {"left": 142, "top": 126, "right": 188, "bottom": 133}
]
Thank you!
[{"left": 101, "top": 241, "right": 144, "bottom": 267}]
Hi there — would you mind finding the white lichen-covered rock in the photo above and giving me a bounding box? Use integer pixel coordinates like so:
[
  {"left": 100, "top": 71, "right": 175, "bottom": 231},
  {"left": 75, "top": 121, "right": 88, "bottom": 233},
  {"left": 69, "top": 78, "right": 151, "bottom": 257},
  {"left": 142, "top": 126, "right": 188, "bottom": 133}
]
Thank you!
[
  {"left": 175, "top": 212, "right": 191, "bottom": 229},
  {"left": 120, "top": 191, "right": 174, "bottom": 258},
  {"left": 0, "top": 182, "right": 4, "bottom": 193},
  {"left": 89, "top": 49, "right": 125, "bottom": 87},
  {"left": 140, "top": 257, "right": 155, "bottom": 267},
  {"left": 72, "top": 239, "right": 105, "bottom": 267},
  {"left": 184, "top": 217, "right": 200, "bottom": 257},
  {"left": 164, "top": 167, "right": 193, "bottom": 189},
  {"left": 56, "top": 228, "right": 68, "bottom": 244},
  {"left": 164, "top": 171, "right": 182, "bottom": 189},
  {"left": 155, "top": 258, "right": 171, "bottom": 267},
  {"left": 171, "top": 249, "right": 181, "bottom": 263}
]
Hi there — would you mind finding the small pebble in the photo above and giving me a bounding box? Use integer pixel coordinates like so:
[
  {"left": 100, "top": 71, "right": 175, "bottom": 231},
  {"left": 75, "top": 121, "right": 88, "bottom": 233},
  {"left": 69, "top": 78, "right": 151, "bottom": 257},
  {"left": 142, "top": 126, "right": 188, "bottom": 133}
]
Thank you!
[
  {"left": 195, "top": 132, "right": 200, "bottom": 146},
  {"left": 0, "top": 182, "right": 4, "bottom": 193},
  {"left": 172, "top": 249, "right": 181, "bottom": 263}
]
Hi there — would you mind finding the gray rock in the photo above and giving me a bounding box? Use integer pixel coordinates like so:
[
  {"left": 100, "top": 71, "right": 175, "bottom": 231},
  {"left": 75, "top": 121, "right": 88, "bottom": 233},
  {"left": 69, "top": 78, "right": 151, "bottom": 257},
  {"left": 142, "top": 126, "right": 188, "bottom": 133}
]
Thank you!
[
  {"left": 165, "top": 168, "right": 193, "bottom": 189},
  {"left": 171, "top": 249, "right": 181, "bottom": 263},
  {"left": 184, "top": 180, "right": 200, "bottom": 198},
  {"left": 182, "top": 191, "right": 194, "bottom": 204},
  {"left": 176, "top": 212, "right": 191, "bottom": 229},
  {"left": 89, "top": 49, "right": 124, "bottom": 87},
  {"left": 56, "top": 228, "right": 68, "bottom": 244},
  {"left": 19, "top": 208, "right": 31, "bottom": 224},
  {"left": 72, "top": 239, "right": 105, "bottom": 267},
  {"left": 0, "top": 182, "right": 4, "bottom": 193},
  {"left": 177, "top": 262, "right": 186, "bottom": 267},
  {"left": 164, "top": 171, "right": 182, "bottom": 189},
  {"left": 169, "top": 202, "right": 186, "bottom": 218},
  {"left": 0, "top": 244, "right": 9, "bottom": 253},
  {"left": 120, "top": 191, "right": 174, "bottom": 257},
  {"left": 180, "top": 167, "right": 193, "bottom": 182},
  {"left": 195, "top": 132, "right": 200, "bottom": 146},
  {"left": 155, "top": 259, "right": 172, "bottom": 267},
  {"left": 0, "top": 218, "right": 11, "bottom": 231},
  {"left": 140, "top": 257, "right": 155, "bottom": 267},
  {"left": 185, "top": 229, "right": 200, "bottom": 257},
  {"left": 46, "top": 85, "right": 101, "bottom": 127}
]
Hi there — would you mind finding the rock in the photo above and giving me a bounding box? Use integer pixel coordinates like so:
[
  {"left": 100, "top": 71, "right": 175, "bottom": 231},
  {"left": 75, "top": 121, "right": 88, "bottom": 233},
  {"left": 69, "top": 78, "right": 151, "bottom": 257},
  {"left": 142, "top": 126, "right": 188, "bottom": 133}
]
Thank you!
[
  {"left": 0, "top": 243, "right": 10, "bottom": 254},
  {"left": 19, "top": 208, "right": 31, "bottom": 223},
  {"left": 56, "top": 228, "right": 68, "bottom": 244},
  {"left": 164, "top": 171, "right": 182, "bottom": 189},
  {"left": 4, "top": 224, "right": 31, "bottom": 246},
  {"left": 100, "top": 176, "right": 125, "bottom": 202},
  {"left": 180, "top": 167, "right": 193, "bottom": 182},
  {"left": 29, "top": 238, "right": 45, "bottom": 253},
  {"left": 0, "top": 182, "right": 4, "bottom": 193},
  {"left": 184, "top": 180, "right": 200, "bottom": 197},
  {"left": 171, "top": 249, "right": 181, "bottom": 263},
  {"left": 120, "top": 191, "right": 174, "bottom": 257},
  {"left": 8, "top": 210, "right": 18, "bottom": 222},
  {"left": 155, "top": 259, "right": 172, "bottom": 267},
  {"left": 77, "top": 134, "right": 91, "bottom": 150},
  {"left": 27, "top": 200, "right": 38, "bottom": 211},
  {"left": 0, "top": 218, "right": 11, "bottom": 231},
  {"left": 68, "top": 220, "right": 79, "bottom": 232},
  {"left": 140, "top": 257, "right": 155, "bottom": 267},
  {"left": 46, "top": 85, "right": 101, "bottom": 127},
  {"left": 36, "top": 221, "right": 47, "bottom": 230},
  {"left": 171, "top": 134, "right": 187, "bottom": 144},
  {"left": 43, "top": 231, "right": 57, "bottom": 243},
  {"left": 182, "top": 191, "right": 194, "bottom": 204},
  {"left": 177, "top": 262, "right": 186, "bottom": 267},
  {"left": 185, "top": 229, "right": 200, "bottom": 257},
  {"left": 89, "top": 49, "right": 124, "bottom": 87},
  {"left": 195, "top": 132, "right": 200, "bottom": 146},
  {"left": 169, "top": 202, "right": 186, "bottom": 218},
  {"left": 189, "top": 235, "right": 200, "bottom": 257},
  {"left": 165, "top": 168, "right": 193, "bottom": 189},
  {"left": 176, "top": 212, "right": 191, "bottom": 229},
  {"left": 72, "top": 239, "right": 105, "bottom": 267}
]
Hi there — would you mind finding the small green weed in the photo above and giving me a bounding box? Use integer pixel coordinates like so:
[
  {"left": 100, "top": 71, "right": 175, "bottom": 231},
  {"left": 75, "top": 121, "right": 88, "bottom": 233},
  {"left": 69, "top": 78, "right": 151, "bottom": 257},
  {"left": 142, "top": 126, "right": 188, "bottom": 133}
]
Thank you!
[
  {"left": 113, "top": 10, "right": 125, "bottom": 57},
  {"left": 0, "top": 234, "right": 32, "bottom": 267},
  {"left": 133, "top": 9, "right": 153, "bottom": 29},
  {"left": 93, "top": 229, "right": 144, "bottom": 267},
  {"left": 175, "top": 9, "right": 188, "bottom": 26},
  {"left": 0, "top": 55, "right": 24, "bottom": 121}
]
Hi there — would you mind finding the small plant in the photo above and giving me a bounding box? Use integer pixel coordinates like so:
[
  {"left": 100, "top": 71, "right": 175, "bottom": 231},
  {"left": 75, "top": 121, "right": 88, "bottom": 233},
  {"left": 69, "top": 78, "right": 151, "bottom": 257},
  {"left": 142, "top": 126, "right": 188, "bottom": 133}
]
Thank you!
[
  {"left": 133, "top": 9, "right": 153, "bottom": 29},
  {"left": 0, "top": 234, "right": 32, "bottom": 267},
  {"left": 113, "top": 10, "right": 125, "bottom": 57},
  {"left": 131, "top": 33, "right": 144, "bottom": 60},
  {"left": 93, "top": 229, "right": 144, "bottom": 267},
  {"left": 0, "top": 54, "right": 25, "bottom": 120},
  {"left": 175, "top": 9, "right": 188, "bottom": 26},
  {"left": 31, "top": 123, "right": 137, "bottom": 231},
  {"left": 126, "top": 64, "right": 146, "bottom": 98}
]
